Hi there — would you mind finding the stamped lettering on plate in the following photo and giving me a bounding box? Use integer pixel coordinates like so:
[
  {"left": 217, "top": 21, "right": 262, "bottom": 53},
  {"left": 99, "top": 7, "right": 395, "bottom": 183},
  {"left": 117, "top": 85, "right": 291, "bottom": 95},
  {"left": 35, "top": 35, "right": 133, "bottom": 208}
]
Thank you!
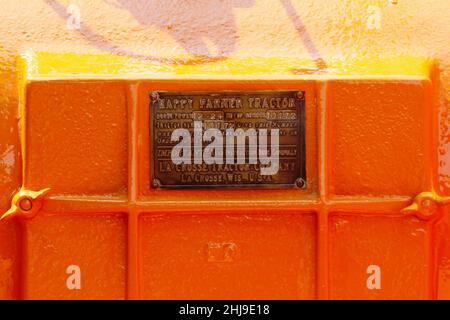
[{"left": 150, "top": 91, "right": 306, "bottom": 189}]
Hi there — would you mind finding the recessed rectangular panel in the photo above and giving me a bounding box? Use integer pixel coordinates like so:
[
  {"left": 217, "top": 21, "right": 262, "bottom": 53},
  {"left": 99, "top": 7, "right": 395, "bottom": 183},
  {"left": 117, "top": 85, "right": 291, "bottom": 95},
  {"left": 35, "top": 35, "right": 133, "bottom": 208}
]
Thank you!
[
  {"left": 150, "top": 91, "right": 306, "bottom": 189},
  {"left": 26, "top": 81, "right": 128, "bottom": 195},
  {"left": 0, "top": 221, "right": 19, "bottom": 299},
  {"left": 329, "top": 214, "right": 429, "bottom": 299},
  {"left": 24, "top": 214, "right": 127, "bottom": 300},
  {"left": 140, "top": 213, "right": 316, "bottom": 299},
  {"left": 328, "top": 81, "right": 428, "bottom": 196}
]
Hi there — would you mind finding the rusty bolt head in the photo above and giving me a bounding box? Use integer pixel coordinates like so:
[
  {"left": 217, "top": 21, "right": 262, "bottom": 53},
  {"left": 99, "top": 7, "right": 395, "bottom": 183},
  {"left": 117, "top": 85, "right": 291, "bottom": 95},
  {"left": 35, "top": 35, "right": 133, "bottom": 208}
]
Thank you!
[{"left": 296, "top": 91, "right": 305, "bottom": 100}]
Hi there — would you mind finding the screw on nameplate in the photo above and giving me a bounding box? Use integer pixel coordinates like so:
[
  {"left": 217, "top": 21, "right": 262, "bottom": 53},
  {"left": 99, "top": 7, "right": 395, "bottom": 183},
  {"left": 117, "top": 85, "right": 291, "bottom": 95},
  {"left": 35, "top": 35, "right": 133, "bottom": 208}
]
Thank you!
[
  {"left": 206, "top": 242, "right": 237, "bottom": 262},
  {"left": 150, "top": 91, "right": 160, "bottom": 101},
  {"left": 296, "top": 91, "right": 305, "bottom": 100},
  {"left": 295, "top": 178, "right": 306, "bottom": 188}
]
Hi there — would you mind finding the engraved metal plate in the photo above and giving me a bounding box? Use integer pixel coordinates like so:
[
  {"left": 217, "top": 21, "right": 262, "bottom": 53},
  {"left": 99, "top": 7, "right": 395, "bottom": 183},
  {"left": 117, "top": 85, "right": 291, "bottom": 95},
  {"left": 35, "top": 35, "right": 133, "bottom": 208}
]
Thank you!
[{"left": 150, "top": 91, "right": 306, "bottom": 189}]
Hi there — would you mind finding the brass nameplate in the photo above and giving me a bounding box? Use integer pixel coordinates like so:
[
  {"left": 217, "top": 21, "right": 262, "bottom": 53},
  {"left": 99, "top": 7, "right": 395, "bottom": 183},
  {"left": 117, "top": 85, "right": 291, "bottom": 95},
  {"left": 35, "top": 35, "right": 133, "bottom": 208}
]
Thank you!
[{"left": 150, "top": 91, "right": 306, "bottom": 189}]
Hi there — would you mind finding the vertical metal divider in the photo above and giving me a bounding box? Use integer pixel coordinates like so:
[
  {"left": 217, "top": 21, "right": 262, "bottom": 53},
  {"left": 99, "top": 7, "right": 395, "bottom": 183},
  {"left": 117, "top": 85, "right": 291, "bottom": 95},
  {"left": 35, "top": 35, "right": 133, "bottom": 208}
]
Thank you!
[
  {"left": 423, "top": 78, "right": 434, "bottom": 300},
  {"left": 126, "top": 82, "right": 140, "bottom": 299},
  {"left": 18, "top": 76, "right": 28, "bottom": 300},
  {"left": 426, "top": 71, "right": 440, "bottom": 300},
  {"left": 316, "top": 80, "right": 329, "bottom": 299}
]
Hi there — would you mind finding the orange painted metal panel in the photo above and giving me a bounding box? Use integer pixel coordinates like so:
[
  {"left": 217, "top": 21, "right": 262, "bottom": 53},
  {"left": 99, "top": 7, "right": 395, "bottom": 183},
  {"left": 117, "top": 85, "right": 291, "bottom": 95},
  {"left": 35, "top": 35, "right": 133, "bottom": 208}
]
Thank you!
[
  {"left": 0, "top": 221, "right": 19, "bottom": 299},
  {"left": 328, "top": 81, "right": 429, "bottom": 197},
  {"left": 26, "top": 81, "right": 129, "bottom": 196},
  {"left": 24, "top": 213, "right": 127, "bottom": 300},
  {"left": 140, "top": 213, "right": 316, "bottom": 299},
  {"left": 329, "top": 214, "right": 429, "bottom": 299},
  {"left": 2, "top": 73, "right": 446, "bottom": 299},
  {"left": 0, "top": 72, "right": 445, "bottom": 300},
  {"left": 436, "top": 207, "right": 450, "bottom": 299}
]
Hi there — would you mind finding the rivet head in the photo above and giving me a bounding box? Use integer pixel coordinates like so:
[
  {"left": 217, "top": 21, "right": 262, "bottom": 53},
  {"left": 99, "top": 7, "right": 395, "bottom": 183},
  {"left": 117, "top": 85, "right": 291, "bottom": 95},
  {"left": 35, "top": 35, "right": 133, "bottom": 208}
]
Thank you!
[
  {"left": 296, "top": 91, "right": 305, "bottom": 100},
  {"left": 419, "top": 197, "right": 437, "bottom": 217},
  {"left": 18, "top": 197, "right": 33, "bottom": 212}
]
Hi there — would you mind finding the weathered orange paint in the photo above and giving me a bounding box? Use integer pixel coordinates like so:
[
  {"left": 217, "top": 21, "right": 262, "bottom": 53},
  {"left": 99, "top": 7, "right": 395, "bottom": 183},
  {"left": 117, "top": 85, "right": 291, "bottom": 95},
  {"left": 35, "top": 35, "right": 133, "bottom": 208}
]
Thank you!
[
  {"left": 0, "top": 0, "right": 449, "bottom": 300},
  {"left": 330, "top": 214, "right": 430, "bottom": 299},
  {"left": 328, "top": 80, "right": 430, "bottom": 197},
  {"left": 26, "top": 81, "right": 128, "bottom": 195},
  {"left": 140, "top": 213, "right": 316, "bottom": 299},
  {"left": 24, "top": 213, "right": 127, "bottom": 300}
]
